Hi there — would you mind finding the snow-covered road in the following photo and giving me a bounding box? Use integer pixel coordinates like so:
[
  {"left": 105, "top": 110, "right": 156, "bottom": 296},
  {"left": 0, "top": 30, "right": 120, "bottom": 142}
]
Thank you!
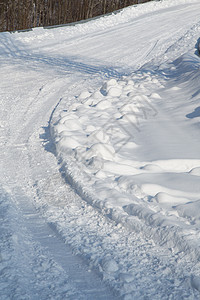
[{"left": 1, "top": 0, "right": 200, "bottom": 299}]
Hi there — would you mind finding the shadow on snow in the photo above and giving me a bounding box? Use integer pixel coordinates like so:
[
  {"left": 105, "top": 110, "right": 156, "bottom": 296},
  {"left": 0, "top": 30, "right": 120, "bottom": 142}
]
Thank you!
[{"left": 0, "top": 33, "right": 128, "bottom": 79}]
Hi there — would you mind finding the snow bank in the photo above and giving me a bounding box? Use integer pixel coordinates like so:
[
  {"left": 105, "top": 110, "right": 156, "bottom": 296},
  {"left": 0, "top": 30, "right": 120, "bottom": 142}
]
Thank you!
[
  {"left": 51, "top": 49, "right": 200, "bottom": 259},
  {"left": 13, "top": 0, "right": 200, "bottom": 46}
]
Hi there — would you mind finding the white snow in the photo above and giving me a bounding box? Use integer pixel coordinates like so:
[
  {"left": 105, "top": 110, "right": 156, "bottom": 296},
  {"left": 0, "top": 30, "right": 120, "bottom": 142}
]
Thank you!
[
  {"left": 1, "top": 0, "right": 200, "bottom": 299},
  {"left": 52, "top": 53, "right": 200, "bottom": 259}
]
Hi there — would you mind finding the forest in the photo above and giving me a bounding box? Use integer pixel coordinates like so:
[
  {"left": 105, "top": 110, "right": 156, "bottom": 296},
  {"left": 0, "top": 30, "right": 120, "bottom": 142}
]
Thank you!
[{"left": 0, "top": 0, "right": 152, "bottom": 32}]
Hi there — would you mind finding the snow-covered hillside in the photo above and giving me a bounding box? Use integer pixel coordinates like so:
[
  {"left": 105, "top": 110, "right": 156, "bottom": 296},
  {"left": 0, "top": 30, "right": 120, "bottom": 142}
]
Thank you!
[{"left": 1, "top": 0, "right": 200, "bottom": 299}]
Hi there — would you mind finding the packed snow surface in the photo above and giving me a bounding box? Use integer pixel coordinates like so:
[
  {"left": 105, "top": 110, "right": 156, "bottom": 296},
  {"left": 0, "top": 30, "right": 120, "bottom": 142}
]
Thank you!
[{"left": 1, "top": 0, "right": 200, "bottom": 299}]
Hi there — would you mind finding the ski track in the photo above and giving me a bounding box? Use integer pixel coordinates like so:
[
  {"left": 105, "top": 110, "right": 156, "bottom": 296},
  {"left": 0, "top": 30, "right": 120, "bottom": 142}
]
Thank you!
[{"left": 1, "top": 0, "right": 200, "bottom": 299}]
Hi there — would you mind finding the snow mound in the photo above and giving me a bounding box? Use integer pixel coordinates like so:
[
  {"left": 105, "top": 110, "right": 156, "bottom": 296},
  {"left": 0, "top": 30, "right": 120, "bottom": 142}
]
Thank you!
[
  {"left": 86, "top": 143, "right": 115, "bottom": 161},
  {"left": 101, "top": 257, "right": 119, "bottom": 273},
  {"left": 52, "top": 50, "right": 200, "bottom": 260},
  {"left": 153, "top": 192, "right": 189, "bottom": 205},
  {"left": 189, "top": 167, "right": 200, "bottom": 176}
]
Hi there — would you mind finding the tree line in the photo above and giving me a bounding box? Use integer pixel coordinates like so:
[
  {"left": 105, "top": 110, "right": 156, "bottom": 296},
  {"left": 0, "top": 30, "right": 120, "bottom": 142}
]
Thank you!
[{"left": 0, "top": 0, "right": 152, "bottom": 32}]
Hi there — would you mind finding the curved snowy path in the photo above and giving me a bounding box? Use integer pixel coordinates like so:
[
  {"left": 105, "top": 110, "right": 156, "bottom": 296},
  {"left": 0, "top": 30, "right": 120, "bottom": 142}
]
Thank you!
[
  {"left": 0, "top": 66, "right": 117, "bottom": 298},
  {"left": 1, "top": 0, "right": 200, "bottom": 299}
]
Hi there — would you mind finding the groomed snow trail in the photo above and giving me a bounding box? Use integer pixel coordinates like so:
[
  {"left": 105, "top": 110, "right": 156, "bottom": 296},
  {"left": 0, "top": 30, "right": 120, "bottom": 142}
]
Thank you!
[{"left": 1, "top": 0, "right": 200, "bottom": 299}]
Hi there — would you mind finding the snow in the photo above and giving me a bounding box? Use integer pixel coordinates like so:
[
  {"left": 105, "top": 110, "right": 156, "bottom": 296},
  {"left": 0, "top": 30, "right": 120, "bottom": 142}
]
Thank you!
[
  {"left": 52, "top": 53, "right": 200, "bottom": 259},
  {"left": 1, "top": 0, "right": 200, "bottom": 298}
]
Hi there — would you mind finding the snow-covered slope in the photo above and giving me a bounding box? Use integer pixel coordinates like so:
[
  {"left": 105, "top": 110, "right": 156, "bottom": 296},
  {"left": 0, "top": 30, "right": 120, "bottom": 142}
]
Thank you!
[
  {"left": 1, "top": 0, "right": 200, "bottom": 299},
  {"left": 52, "top": 50, "right": 200, "bottom": 260},
  {"left": 50, "top": 0, "right": 200, "bottom": 257}
]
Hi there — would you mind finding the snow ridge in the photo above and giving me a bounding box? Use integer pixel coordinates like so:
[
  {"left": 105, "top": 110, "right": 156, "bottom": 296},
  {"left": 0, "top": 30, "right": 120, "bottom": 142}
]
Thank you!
[
  {"left": 12, "top": 0, "right": 200, "bottom": 46},
  {"left": 51, "top": 51, "right": 200, "bottom": 263}
]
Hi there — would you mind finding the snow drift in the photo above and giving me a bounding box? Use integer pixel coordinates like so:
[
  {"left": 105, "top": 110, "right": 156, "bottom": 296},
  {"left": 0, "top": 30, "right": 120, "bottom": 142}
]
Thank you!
[{"left": 51, "top": 49, "right": 200, "bottom": 259}]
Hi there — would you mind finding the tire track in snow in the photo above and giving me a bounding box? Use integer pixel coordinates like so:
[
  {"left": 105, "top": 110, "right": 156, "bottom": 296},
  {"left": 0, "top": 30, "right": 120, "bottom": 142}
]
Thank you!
[
  {"left": 0, "top": 61, "right": 117, "bottom": 298},
  {"left": 2, "top": 186, "right": 116, "bottom": 300}
]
